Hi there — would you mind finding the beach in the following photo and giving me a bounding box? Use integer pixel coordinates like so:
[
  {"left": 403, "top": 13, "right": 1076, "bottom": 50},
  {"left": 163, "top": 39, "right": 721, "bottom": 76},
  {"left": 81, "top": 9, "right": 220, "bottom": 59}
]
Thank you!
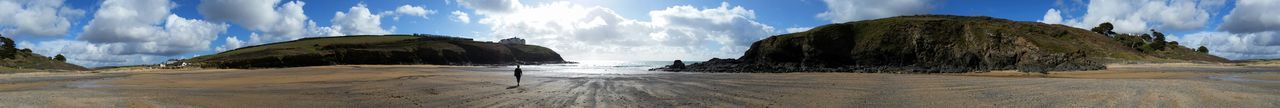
[{"left": 0, "top": 63, "right": 1277, "bottom": 107}]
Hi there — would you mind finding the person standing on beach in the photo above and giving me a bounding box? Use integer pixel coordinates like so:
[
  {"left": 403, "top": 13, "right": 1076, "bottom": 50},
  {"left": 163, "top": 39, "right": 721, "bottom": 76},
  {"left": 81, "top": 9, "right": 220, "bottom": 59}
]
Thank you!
[{"left": 514, "top": 65, "right": 522, "bottom": 86}]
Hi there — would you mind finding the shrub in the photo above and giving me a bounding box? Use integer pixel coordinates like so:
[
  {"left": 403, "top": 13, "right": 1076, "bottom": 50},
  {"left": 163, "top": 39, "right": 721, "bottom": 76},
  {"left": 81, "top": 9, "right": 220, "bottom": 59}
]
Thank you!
[
  {"left": 1138, "top": 44, "right": 1156, "bottom": 52},
  {"left": 1090, "top": 22, "right": 1115, "bottom": 35},
  {"left": 1197, "top": 46, "right": 1209, "bottom": 53},
  {"left": 55, "top": 54, "right": 66, "bottom": 62},
  {"left": 0, "top": 35, "right": 14, "bottom": 59},
  {"left": 1140, "top": 34, "right": 1152, "bottom": 42},
  {"left": 1113, "top": 34, "right": 1146, "bottom": 48},
  {"left": 0, "top": 35, "right": 12, "bottom": 49},
  {"left": 1149, "top": 29, "right": 1167, "bottom": 50}
]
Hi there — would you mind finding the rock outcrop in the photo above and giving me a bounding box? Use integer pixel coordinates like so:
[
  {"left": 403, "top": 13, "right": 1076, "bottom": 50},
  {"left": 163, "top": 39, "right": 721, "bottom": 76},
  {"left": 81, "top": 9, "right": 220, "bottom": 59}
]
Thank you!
[{"left": 657, "top": 60, "right": 686, "bottom": 71}]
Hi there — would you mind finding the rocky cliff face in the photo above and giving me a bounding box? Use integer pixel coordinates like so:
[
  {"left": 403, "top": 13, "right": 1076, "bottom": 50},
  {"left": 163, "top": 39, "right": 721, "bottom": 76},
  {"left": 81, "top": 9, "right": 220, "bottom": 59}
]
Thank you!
[
  {"left": 656, "top": 15, "right": 1223, "bottom": 73},
  {"left": 186, "top": 35, "right": 567, "bottom": 68}
]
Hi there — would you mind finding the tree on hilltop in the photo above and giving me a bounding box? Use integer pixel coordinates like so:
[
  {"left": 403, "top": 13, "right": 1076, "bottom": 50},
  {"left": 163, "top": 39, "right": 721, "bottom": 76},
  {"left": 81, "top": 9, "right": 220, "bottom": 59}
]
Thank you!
[
  {"left": 1091, "top": 22, "right": 1115, "bottom": 36},
  {"left": 1150, "top": 29, "right": 1167, "bottom": 50},
  {"left": 0, "top": 35, "right": 15, "bottom": 59},
  {"left": 55, "top": 54, "right": 66, "bottom": 62},
  {"left": 1197, "top": 46, "right": 1209, "bottom": 53}
]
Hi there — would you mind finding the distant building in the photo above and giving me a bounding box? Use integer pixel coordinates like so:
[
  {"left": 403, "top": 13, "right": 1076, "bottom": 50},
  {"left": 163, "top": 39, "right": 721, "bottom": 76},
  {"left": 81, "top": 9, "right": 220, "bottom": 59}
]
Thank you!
[
  {"left": 158, "top": 59, "right": 188, "bottom": 68},
  {"left": 500, "top": 37, "right": 525, "bottom": 45}
]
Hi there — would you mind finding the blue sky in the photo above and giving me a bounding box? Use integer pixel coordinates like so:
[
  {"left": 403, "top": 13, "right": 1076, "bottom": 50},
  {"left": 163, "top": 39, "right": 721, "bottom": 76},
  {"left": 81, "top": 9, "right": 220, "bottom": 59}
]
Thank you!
[{"left": 2, "top": 0, "right": 1276, "bottom": 67}]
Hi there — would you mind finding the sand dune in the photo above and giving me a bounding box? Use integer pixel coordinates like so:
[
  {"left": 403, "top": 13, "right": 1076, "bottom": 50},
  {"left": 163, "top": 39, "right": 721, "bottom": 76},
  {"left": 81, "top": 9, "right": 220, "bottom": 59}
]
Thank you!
[{"left": 0, "top": 64, "right": 1277, "bottom": 107}]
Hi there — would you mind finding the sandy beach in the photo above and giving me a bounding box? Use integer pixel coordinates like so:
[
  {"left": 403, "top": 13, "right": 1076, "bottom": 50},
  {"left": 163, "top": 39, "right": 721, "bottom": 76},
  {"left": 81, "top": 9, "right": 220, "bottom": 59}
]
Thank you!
[{"left": 0, "top": 63, "right": 1277, "bottom": 107}]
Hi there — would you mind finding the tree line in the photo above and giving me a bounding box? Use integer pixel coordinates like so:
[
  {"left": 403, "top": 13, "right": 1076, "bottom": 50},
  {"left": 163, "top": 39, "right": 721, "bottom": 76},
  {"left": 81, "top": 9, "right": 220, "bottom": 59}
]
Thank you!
[
  {"left": 0, "top": 34, "right": 65, "bottom": 62},
  {"left": 1091, "top": 22, "right": 1210, "bottom": 53}
]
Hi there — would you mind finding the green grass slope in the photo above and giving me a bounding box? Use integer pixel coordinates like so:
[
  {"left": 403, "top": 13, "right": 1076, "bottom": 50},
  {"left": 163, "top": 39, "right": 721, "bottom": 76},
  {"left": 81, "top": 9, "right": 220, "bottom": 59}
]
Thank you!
[
  {"left": 184, "top": 35, "right": 566, "bottom": 68},
  {"left": 0, "top": 51, "right": 88, "bottom": 72},
  {"left": 662, "top": 15, "right": 1226, "bottom": 73},
  {"left": 753, "top": 15, "right": 1224, "bottom": 63}
]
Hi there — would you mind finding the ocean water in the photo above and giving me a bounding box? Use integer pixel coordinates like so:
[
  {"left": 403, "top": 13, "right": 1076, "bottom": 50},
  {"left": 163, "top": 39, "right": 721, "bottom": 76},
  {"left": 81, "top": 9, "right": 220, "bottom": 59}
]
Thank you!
[{"left": 520, "top": 60, "right": 700, "bottom": 74}]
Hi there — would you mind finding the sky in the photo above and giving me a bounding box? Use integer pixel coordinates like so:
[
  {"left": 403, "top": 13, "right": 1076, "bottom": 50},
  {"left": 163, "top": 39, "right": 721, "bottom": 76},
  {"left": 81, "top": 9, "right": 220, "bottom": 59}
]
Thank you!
[{"left": 0, "top": 0, "right": 1275, "bottom": 68}]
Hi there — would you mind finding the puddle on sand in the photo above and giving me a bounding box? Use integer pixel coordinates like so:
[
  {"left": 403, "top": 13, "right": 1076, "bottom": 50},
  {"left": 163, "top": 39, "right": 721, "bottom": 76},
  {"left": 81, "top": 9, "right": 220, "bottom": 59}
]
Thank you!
[
  {"left": 66, "top": 79, "right": 113, "bottom": 89},
  {"left": 1209, "top": 74, "right": 1280, "bottom": 83}
]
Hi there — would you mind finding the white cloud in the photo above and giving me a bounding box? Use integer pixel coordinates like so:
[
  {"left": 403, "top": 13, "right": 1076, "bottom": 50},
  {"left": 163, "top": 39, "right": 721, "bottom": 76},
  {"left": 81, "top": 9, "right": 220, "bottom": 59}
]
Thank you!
[
  {"left": 23, "top": 0, "right": 230, "bottom": 67},
  {"left": 649, "top": 2, "right": 777, "bottom": 46},
  {"left": 395, "top": 5, "right": 436, "bottom": 19},
  {"left": 198, "top": 1, "right": 394, "bottom": 50},
  {"left": 331, "top": 4, "right": 392, "bottom": 35},
  {"left": 455, "top": 0, "right": 522, "bottom": 15},
  {"left": 19, "top": 40, "right": 179, "bottom": 68},
  {"left": 1218, "top": 0, "right": 1280, "bottom": 33},
  {"left": 1172, "top": 0, "right": 1280, "bottom": 60},
  {"left": 452, "top": 10, "right": 471, "bottom": 24},
  {"left": 1039, "top": 9, "right": 1063, "bottom": 24},
  {"left": 1039, "top": 0, "right": 1223, "bottom": 34},
  {"left": 0, "top": 0, "right": 84, "bottom": 37},
  {"left": 816, "top": 0, "right": 932, "bottom": 23},
  {"left": 78, "top": 0, "right": 229, "bottom": 56},
  {"left": 134, "top": 15, "right": 229, "bottom": 55},
  {"left": 199, "top": 0, "right": 328, "bottom": 47},
  {"left": 464, "top": 1, "right": 777, "bottom": 60},
  {"left": 215, "top": 36, "right": 245, "bottom": 52},
  {"left": 1177, "top": 31, "right": 1280, "bottom": 60},
  {"left": 198, "top": 0, "right": 284, "bottom": 30},
  {"left": 785, "top": 27, "right": 812, "bottom": 33}
]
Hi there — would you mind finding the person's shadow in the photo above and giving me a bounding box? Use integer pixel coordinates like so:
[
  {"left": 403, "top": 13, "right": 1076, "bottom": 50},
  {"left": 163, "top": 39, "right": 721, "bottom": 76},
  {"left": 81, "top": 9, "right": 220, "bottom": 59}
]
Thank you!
[{"left": 506, "top": 85, "right": 519, "bottom": 89}]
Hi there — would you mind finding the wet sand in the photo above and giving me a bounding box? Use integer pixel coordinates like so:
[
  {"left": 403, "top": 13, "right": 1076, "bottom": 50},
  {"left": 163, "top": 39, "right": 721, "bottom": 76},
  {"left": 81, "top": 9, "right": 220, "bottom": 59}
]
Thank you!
[{"left": 0, "top": 64, "right": 1278, "bottom": 107}]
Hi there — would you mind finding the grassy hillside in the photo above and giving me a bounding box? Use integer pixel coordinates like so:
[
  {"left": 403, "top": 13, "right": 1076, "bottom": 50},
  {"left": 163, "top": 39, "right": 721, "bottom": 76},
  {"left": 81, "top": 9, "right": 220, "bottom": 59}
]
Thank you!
[
  {"left": 762, "top": 15, "right": 1222, "bottom": 63},
  {"left": 189, "top": 35, "right": 422, "bottom": 61},
  {"left": 660, "top": 15, "right": 1226, "bottom": 73},
  {"left": 184, "top": 35, "right": 566, "bottom": 68},
  {"left": 0, "top": 51, "right": 88, "bottom": 72}
]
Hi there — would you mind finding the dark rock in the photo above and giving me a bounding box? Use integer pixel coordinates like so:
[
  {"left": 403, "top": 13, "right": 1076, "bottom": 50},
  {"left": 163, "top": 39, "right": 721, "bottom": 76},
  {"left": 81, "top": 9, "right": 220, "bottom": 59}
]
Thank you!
[
  {"left": 669, "top": 60, "right": 685, "bottom": 69},
  {"left": 651, "top": 60, "right": 689, "bottom": 72}
]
